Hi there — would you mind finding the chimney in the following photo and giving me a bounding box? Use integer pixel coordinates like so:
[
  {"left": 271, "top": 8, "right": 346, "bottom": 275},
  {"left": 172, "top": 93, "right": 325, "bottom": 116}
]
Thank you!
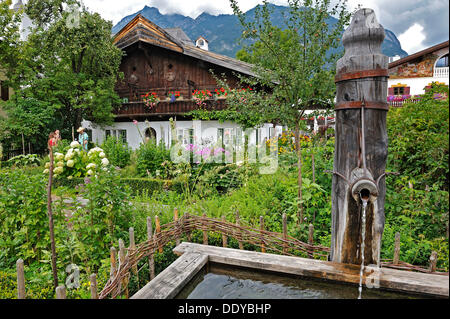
[{"left": 195, "top": 36, "right": 209, "bottom": 51}]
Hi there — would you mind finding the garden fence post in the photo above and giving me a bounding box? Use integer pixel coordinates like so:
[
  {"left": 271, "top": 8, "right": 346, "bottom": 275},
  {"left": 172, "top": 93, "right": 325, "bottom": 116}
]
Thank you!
[
  {"left": 129, "top": 227, "right": 138, "bottom": 275},
  {"left": 282, "top": 213, "right": 287, "bottom": 254},
  {"left": 147, "top": 217, "right": 155, "bottom": 280},
  {"left": 185, "top": 212, "right": 192, "bottom": 242},
  {"left": 393, "top": 232, "right": 401, "bottom": 265},
  {"left": 236, "top": 212, "right": 243, "bottom": 250},
  {"left": 222, "top": 215, "right": 228, "bottom": 248},
  {"left": 129, "top": 227, "right": 139, "bottom": 290},
  {"left": 55, "top": 286, "right": 66, "bottom": 299},
  {"left": 155, "top": 216, "right": 162, "bottom": 253},
  {"left": 16, "top": 259, "right": 26, "bottom": 299},
  {"left": 110, "top": 247, "right": 117, "bottom": 279},
  {"left": 90, "top": 274, "right": 98, "bottom": 299},
  {"left": 202, "top": 213, "right": 208, "bottom": 246},
  {"left": 118, "top": 239, "right": 128, "bottom": 298},
  {"left": 308, "top": 224, "right": 314, "bottom": 258},
  {"left": 429, "top": 251, "right": 438, "bottom": 273},
  {"left": 174, "top": 208, "right": 180, "bottom": 246},
  {"left": 260, "top": 216, "right": 266, "bottom": 253}
]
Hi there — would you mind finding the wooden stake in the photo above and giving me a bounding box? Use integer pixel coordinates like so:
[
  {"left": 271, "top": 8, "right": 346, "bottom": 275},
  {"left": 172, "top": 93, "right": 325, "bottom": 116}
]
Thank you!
[
  {"left": 16, "top": 259, "right": 26, "bottom": 299},
  {"left": 202, "top": 213, "right": 208, "bottom": 245},
  {"left": 90, "top": 274, "right": 98, "bottom": 299},
  {"left": 222, "top": 215, "right": 228, "bottom": 248},
  {"left": 110, "top": 247, "right": 117, "bottom": 278},
  {"left": 46, "top": 144, "right": 58, "bottom": 289},
  {"left": 129, "top": 227, "right": 137, "bottom": 275},
  {"left": 147, "top": 217, "right": 155, "bottom": 280},
  {"left": 429, "top": 251, "right": 438, "bottom": 273},
  {"left": 282, "top": 213, "right": 288, "bottom": 254},
  {"left": 185, "top": 212, "right": 192, "bottom": 242},
  {"left": 236, "top": 212, "right": 243, "bottom": 250},
  {"left": 308, "top": 224, "right": 314, "bottom": 258},
  {"left": 174, "top": 208, "right": 180, "bottom": 246},
  {"left": 118, "top": 239, "right": 128, "bottom": 298},
  {"left": 155, "top": 216, "right": 162, "bottom": 253},
  {"left": 55, "top": 286, "right": 66, "bottom": 299},
  {"left": 393, "top": 232, "right": 401, "bottom": 265},
  {"left": 260, "top": 216, "right": 266, "bottom": 253}
]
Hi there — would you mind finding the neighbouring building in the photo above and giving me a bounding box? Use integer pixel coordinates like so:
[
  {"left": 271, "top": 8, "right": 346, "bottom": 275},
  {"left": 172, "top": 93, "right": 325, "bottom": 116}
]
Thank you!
[
  {"left": 82, "top": 14, "right": 285, "bottom": 150},
  {"left": 387, "top": 40, "right": 449, "bottom": 106}
]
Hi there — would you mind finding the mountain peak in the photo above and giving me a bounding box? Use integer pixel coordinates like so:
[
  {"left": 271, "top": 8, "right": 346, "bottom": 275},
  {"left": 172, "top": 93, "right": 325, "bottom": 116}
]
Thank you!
[{"left": 112, "top": 4, "right": 407, "bottom": 58}]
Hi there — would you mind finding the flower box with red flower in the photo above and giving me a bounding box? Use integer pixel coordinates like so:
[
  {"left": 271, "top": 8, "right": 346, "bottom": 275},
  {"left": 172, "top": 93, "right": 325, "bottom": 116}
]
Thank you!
[
  {"left": 168, "top": 91, "right": 182, "bottom": 102},
  {"left": 214, "top": 87, "right": 228, "bottom": 99},
  {"left": 142, "top": 92, "right": 160, "bottom": 109},
  {"left": 192, "top": 89, "right": 212, "bottom": 107}
]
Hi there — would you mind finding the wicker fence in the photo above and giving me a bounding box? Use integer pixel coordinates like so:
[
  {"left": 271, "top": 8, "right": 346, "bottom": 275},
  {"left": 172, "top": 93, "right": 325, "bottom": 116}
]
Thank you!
[{"left": 14, "top": 210, "right": 448, "bottom": 299}]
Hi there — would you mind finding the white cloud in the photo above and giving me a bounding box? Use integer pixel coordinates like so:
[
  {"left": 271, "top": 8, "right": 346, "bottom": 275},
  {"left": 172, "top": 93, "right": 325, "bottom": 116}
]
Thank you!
[{"left": 398, "top": 23, "right": 427, "bottom": 54}]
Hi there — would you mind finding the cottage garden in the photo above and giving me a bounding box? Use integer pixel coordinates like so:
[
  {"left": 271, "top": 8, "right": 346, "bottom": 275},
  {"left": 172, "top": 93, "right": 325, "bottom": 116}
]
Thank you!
[{"left": 0, "top": 84, "right": 448, "bottom": 299}]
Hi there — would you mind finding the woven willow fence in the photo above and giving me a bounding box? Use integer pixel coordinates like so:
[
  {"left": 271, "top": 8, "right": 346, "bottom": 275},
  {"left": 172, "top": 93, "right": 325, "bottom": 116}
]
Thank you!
[{"left": 96, "top": 211, "right": 448, "bottom": 299}]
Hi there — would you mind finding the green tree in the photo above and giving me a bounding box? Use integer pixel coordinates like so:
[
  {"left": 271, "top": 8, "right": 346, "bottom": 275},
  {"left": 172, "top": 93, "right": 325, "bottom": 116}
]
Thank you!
[
  {"left": 227, "top": 0, "right": 351, "bottom": 223},
  {"left": 1, "top": 0, "right": 123, "bottom": 150}
]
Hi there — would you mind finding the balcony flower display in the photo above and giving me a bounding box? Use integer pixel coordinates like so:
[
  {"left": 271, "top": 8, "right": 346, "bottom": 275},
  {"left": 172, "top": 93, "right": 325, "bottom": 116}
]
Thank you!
[
  {"left": 214, "top": 87, "right": 228, "bottom": 98},
  {"left": 142, "top": 92, "right": 159, "bottom": 108},
  {"left": 192, "top": 89, "right": 212, "bottom": 107},
  {"left": 168, "top": 91, "right": 181, "bottom": 103}
]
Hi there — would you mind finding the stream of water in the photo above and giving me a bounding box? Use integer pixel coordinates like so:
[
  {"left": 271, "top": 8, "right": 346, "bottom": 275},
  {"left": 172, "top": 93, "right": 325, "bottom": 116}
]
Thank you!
[{"left": 358, "top": 199, "right": 368, "bottom": 299}]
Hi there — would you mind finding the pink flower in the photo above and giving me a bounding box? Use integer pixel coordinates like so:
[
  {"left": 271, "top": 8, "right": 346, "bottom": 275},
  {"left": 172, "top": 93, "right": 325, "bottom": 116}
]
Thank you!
[{"left": 133, "top": 120, "right": 138, "bottom": 125}]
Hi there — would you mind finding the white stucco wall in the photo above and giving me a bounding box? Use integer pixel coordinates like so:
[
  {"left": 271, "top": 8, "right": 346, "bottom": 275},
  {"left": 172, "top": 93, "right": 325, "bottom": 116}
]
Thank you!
[
  {"left": 82, "top": 120, "right": 284, "bottom": 150},
  {"left": 388, "top": 75, "right": 449, "bottom": 96}
]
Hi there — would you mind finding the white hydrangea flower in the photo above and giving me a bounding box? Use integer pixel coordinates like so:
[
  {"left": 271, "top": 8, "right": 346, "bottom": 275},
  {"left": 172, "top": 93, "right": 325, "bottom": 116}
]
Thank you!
[
  {"left": 53, "top": 167, "right": 63, "bottom": 174},
  {"left": 87, "top": 169, "right": 94, "bottom": 176},
  {"left": 45, "top": 162, "right": 50, "bottom": 169},
  {"left": 43, "top": 169, "right": 49, "bottom": 174},
  {"left": 86, "top": 163, "right": 96, "bottom": 170},
  {"left": 101, "top": 158, "right": 109, "bottom": 166},
  {"left": 70, "top": 141, "right": 80, "bottom": 148},
  {"left": 67, "top": 176, "right": 73, "bottom": 180},
  {"left": 99, "top": 152, "right": 106, "bottom": 158},
  {"left": 55, "top": 153, "right": 64, "bottom": 161},
  {"left": 57, "top": 161, "right": 64, "bottom": 167},
  {"left": 67, "top": 160, "right": 75, "bottom": 168}
]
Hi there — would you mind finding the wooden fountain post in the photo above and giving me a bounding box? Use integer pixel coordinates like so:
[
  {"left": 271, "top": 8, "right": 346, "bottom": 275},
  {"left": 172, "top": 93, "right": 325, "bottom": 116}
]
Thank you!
[{"left": 331, "top": 8, "right": 389, "bottom": 266}]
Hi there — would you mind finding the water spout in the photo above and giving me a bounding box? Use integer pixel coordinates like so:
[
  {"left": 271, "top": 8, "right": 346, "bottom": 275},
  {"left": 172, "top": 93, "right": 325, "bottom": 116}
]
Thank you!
[{"left": 358, "top": 196, "right": 369, "bottom": 299}]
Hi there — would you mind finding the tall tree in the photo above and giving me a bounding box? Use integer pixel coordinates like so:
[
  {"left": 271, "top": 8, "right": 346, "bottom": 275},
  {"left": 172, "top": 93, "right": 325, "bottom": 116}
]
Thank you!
[
  {"left": 229, "top": 0, "right": 351, "bottom": 224},
  {"left": 1, "top": 0, "right": 123, "bottom": 149}
]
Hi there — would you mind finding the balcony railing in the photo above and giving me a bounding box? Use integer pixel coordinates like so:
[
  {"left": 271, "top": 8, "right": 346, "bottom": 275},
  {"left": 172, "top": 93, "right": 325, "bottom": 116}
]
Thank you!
[{"left": 434, "top": 67, "right": 449, "bottom": 78}]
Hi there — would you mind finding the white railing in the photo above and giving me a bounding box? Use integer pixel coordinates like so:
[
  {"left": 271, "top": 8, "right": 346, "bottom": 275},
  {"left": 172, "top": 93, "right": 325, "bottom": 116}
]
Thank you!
[{"left": 434, "top": 67, "right": 449, "bottom": 78}]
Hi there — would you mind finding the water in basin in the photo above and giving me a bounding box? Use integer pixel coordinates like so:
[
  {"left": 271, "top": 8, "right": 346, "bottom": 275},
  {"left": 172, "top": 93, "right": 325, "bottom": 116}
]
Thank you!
[{"left": 176, "top": 263, "right": 424, "bottom": 299}]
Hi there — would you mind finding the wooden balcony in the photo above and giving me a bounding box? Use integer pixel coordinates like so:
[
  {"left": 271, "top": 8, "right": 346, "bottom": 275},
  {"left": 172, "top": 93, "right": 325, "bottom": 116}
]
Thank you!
[
  {"left": 114, "top": 97, "right": 227, "bottom": 118},
  {"left": 434, "top": 67, "right": 449, "bottom": 78}
]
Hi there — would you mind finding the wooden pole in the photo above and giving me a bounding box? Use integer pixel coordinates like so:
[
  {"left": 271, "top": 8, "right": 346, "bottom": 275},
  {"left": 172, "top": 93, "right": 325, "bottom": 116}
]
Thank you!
[
  {"left": 90, "top": 274, "right": 98, "bottom": 299},
  {"left": 282, "top": 213, "right": 288, "bottom": 254},
  {"left": 147, "top": 217, "right": 155, "bottom": 280},
  {"left": 222, "top": 215, "right": 228, "bottom": 248},
  {"left": 174, "top": 208, "right": 180, "bottom": 246},
  {"left": 155, "top": 216, "right": 162, "bottom": 253},
  {"left": 118, "top": 239, "right": 128, "bottom": 298},
  {"left": 21, "top": 133, "right": 25, "bottom": 155},
  {"left": 202, "top": 213, "right": 208, "bottom": 245},
  {"left": 110, "top": 247, "right": 117, "bottom": 279},
  {"left": 260, "top": 216, "right": 266, "bottom": 253},
  {"left": 236, "top": 212, "right": 243, "bottom": 250},
  {"left": 129, "top": 227, "right": 137, "bottom": 275},
  {"left": 185, "top": 212, "right": 192, "bottom": 242},
  {"left": 16, "top": 259, "right": 26, "bottom": 299},
  {"left": 393, "top": 232, "right": 401, "bottom": 265},
  {"left": 429, "top": 251, "right": 438, "bottom": 273},
  {"left": 308, "top": 224, "right": 314, "bottom": 258},
  {"left": 47, "top": 144, "right": 58, "bottom": 289},
  {"left": 55, "top": 286, "right": 66, "bottom": 299}
]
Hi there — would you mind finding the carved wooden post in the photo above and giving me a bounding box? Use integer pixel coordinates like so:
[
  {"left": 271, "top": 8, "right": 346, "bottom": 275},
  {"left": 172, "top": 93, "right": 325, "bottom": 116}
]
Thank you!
[
  {"left": 90, "top": 274, "right": 98, "bottom": 299},
  {"left": 429, "top": 251, "right": 438, "bottom": 273},
  {"left": 331, "top": 8, "right": 389, "bottom": 266}
]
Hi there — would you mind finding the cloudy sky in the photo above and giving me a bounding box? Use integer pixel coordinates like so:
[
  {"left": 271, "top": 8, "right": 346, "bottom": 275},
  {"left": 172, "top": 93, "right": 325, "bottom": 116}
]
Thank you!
[{"left": 24, "top": 0, "right": 450, "bottom": 54}]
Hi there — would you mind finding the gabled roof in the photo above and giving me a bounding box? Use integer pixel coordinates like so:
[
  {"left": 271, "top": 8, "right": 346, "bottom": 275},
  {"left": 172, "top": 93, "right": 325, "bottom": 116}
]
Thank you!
[
  {"left": 389, "top": 40, "right": 449, "bottom": 69},
  {"left": 113, "top": 14, "right": 255, "bottom": 77}
]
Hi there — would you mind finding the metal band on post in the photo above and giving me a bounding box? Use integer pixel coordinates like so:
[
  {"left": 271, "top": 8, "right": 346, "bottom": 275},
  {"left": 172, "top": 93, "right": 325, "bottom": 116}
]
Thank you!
[
  {"left": 335, "top": 101, "right": 389, "bottom": 111},
  {"left": 335, "top": 69, "right": 389, "bottom": 83}
]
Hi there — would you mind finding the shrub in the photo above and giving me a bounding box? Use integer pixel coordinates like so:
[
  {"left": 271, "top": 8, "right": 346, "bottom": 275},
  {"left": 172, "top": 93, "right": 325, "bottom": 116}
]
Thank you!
[
  {"left": 101, "top": 136, "right": 132, "bottom": 168},
  {"left": 136, "top": 141, "right": 170, "bottom": 177}
]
